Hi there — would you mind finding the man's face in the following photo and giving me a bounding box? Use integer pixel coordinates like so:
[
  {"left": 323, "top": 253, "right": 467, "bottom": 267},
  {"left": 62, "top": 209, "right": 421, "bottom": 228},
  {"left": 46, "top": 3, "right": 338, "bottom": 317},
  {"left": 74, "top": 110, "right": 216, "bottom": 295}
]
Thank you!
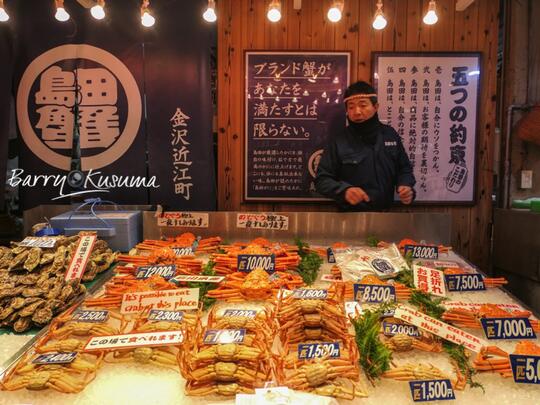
[{"left": 346, "top": 97, "right": 378, "bottom": 123}]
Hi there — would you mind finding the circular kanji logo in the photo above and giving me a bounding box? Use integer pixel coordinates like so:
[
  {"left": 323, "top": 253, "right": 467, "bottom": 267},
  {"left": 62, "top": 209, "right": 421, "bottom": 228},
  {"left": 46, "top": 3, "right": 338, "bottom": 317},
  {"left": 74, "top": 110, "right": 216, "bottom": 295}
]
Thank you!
[
  {"left": 308, "top": 149, "right": 324, "bottom": 178},
  {"left": 371, "top": 258, "right": 394, "bottom": 275},
  {"left": 17, "top": 44, "right": 142, "bottom": 171}
]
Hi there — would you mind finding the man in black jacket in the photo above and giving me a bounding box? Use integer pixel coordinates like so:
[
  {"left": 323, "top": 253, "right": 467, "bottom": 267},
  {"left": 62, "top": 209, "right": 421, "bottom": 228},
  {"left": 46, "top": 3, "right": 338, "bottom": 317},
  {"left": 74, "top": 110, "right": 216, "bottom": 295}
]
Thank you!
[{"left": 315, "top": 81, "right": 416, "bottom": 211}]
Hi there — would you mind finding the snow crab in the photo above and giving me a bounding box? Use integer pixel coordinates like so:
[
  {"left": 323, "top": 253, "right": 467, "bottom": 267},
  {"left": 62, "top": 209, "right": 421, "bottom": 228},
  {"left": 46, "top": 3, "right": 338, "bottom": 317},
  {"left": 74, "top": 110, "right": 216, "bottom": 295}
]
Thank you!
[{"left": 473, "top": 341, "right": 540, "bottom": 377}]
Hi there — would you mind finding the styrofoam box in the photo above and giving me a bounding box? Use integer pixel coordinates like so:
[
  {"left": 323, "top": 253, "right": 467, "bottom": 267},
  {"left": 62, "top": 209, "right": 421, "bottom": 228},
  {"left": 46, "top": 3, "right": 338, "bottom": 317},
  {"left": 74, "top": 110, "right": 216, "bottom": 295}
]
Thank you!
[{"left": 49, "top": 211, "right": 142, "bottom": 252}]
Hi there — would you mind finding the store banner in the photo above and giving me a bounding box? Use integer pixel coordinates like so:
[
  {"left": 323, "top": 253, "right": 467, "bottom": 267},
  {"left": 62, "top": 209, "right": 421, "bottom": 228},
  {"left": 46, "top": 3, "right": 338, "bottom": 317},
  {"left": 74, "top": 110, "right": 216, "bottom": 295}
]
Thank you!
[
  {"left": 0, "top": 20, "right": 13, "bottom": 210},
  {"left": 245, "top": 52, "right": 350, "bottom": 201},
  {"left": 373, "top": 52, "right": 480, "bottom": 204},
  {"left": 2, "top": 0, "right": 215, "bottom": 210}
]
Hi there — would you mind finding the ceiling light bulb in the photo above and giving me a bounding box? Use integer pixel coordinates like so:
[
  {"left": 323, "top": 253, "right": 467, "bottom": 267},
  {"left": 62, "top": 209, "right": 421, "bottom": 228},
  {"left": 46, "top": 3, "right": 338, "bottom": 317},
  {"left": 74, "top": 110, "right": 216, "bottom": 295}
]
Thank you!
[
  {"left": 326, "top": 1, "right": 343, "bottom": 22},
  {"left": 267, "top": 1, "right": 281, "bottom": 23},
  {"left": 55, "top": 7, "right": 70, "bottom": 21},
  {"left": 0, "top": 4, "right": 9, "bottom": 22},
  {"left": 91, "top": 3, "right": 105, "bottom": 20},
  {"left": 203, "top": 7, "right": 216, "bottom": 22},
  {"left": 373, "top": 13, "right": 387, "bottom": 29},
  {"left": 141, "top": 11, "right": 155, "bottom": 26},
  {"left": 423, "top": 1, "right": 438, "bottom": 25}
]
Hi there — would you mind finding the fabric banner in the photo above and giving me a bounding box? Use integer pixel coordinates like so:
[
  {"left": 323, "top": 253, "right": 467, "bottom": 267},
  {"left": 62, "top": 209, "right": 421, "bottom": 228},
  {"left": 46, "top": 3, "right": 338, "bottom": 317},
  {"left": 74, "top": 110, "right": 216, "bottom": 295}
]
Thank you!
[{"left": 0, "top": 0, "right": 215, "bottom": 210}]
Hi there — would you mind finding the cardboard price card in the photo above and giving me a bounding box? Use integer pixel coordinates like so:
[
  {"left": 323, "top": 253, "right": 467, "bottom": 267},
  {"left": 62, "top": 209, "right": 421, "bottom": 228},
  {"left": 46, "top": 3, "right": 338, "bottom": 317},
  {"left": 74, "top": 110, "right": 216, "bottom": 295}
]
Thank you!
[
  {"left": 170, "top": 275, "right": 225, "bottom": 284},
  {"left": 353, "top": 284, "right": 396, "bottom": 303},
  {"left": 405, "top": 244, "right": 439, "bottom": 259},
  {"left": 136, "top": 265, "right": 177, "bottom": 280},
  {"left": 327, "top": 247, "right": 336, "bottom": 263},
  {"left": 222, "top": 309, "right": 257, "bottom": 318},
  {"left": 33, "top": 352, "right": 78, "bottom": 365},
  {"left": 18, "top": 237, "right": 57, "bottom": 248},
  {"left": 172, "top": 247, "right": 194, "bottom": 257},
  {"left": 480, "top": 317, "right": 537, "bottom": 340},
  {"left": 409, "top": 379, "right": 455, "bottom": 402},
  {"left": 121, "top": 288, "right": 199, "bottom": 314},
  {"left": 297, "top": 342, "right": 340, "bottom": 360},
  {"left": 445, "top": 273, "right": 486, "bottom": 292},
  {"left": 510, "top": 354, "right": 540, "bottom": 384},
  {"left": 147, "top": 310, "right": 184, "bottom": 322},
  {"left": 72, "top": 310, "right": 109, "bottom": 323},
  {"left": 413, "top": 265, "right": 446, "bottom": 297},
  {"left": 236, "top": 213, "right": 289, "bottom": 231},
  {"left": 157, "top": 212, "right": 209, "bottom": 228},
  {"left": 203, "top": 329, "right": 246, "bottom": 345},
  {"left": 292, "top": 289, "right": 328, "bottom": 300},
  {"left": 237, "top": 254, "right": 276, "bottom": 273},
  {"left": 383, "top": 321, "right": 420, "bottom": 337}
]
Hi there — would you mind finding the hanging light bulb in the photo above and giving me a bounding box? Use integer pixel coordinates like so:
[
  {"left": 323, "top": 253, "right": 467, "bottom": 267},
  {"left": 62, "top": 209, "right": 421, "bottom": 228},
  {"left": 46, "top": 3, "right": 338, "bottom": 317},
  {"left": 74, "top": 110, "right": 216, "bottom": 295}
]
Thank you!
[
  {"left": 327, "top": 1, "right": 343, "bottom": 23},
  {"left": 203, "top": 0, "right": 217, "bottom": 23},
  {"left": 141, "top": 0, "right": 155, "bottom": 27},
  {"left": 372, "top": 1, "right": 387, "bottom": 30},
  {"left": 267, "top": 0, "right": 281, "bottom": 23},
  {"left": 54, "top": 0, "right": 70, "bottom": 22},
  {"left": 423, "top": 0, "right": 438, "bottom": 25},
  {"left": 0, "top": 0, "right": 9, "bottom": 22},
  {"left": 91, "top": 0, "right": 106, "bottom": 20}
]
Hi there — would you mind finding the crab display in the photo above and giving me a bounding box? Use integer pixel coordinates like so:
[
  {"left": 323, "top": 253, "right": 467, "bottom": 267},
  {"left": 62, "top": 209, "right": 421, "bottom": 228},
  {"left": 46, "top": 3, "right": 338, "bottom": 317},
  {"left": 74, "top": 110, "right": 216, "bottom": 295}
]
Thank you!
[
  {"left": 442, "top": 267, "right": 508, "bottom": 288},
  {"left": 442, "top": 303, "right": 540, "bottom": 331},
  {"left": 383, "top": 362, "right": 467, "bottom": 390},
  {"left": 185, "top": 381, "right": 255, "bottom": 396},
  {"left": 329, "top": 274, "right": 412, "bottom": 301},
  {"left": 473, "top": 341, "right": 540, "bottom": 377},
  {"left": 107, "top": 346, "right": 180, "bottom": 370}
]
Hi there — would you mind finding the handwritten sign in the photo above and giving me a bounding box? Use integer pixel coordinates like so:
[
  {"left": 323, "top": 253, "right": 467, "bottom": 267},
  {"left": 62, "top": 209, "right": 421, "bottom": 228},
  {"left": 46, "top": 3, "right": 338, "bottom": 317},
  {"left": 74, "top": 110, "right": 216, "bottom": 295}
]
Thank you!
[
  {"left": 72, "top": 310, "right": 109, "bottom": 323},
  {"left": 413, "top": 265, "right": 446, "bottom": 297},
  {"left": 409, "top": 380, "right": 455, "bottom": 402},
  {"left": 393, "top": 304, "right": 487, "bottom": 352},
  {"left": 157, "top": 212, "right": 209, "bottom": 228},
  {"left": 203, "top": 329, "right": 246, "bottom": 345},
  {"left": 480, "top": 318, "right": 536, "bottom": 340},
  {"left": 237, "top": 254, "right": 275, "bottom": 273},
  {"left": 33, "top": 352, "right": 78, "bottom": 365},
  {"left": 85, "top": 330, "right": 184, "bottom": 351},
  {"left": 170, "top": 274, "right": 225, "bottom": 284},
  {"left": 136, "top": 265, "right": 177, "bottom": 280},
  {"left": 18, "top": 237, "right": 57, "bottom": 248},
  {"left": 245, "top": 51, "right": 350, "bottom": 201},
  {"left": 64, "top": 235, "right": 97, "bottom": 282},
  {"left": 510, "top": 354, "right": 540, "bottom": 384},
  {"left": 236, "top": 213, "right": 289, "bottom": 230},
  {"left": 373, "top": 53, "right": 480, "bottom": 203},
  {"left": 120, "top": 288, "right": 199, "bottom": 314},
  {"left": 297, "top": 342, "right": 340, "bottom": 359}
]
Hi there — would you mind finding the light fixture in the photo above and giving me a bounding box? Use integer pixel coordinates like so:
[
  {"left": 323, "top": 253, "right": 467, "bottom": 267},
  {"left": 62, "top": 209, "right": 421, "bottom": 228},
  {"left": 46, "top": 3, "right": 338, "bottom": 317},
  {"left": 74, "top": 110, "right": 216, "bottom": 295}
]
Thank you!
[
  {"left": 0, "top": 0, "right": 9, "bottom": 22},
  {"left": 141, "top": 0, "right": 155, "bottom": 27},
  {"left": 327, "top": 1, "right": 343, "bottom": 23},
  {"left": 372, "top": 1, "right": 387, "bottom": 30},
  {"left": 90, "top": 0, "right": 106, "bottom": 20},
  {"left": 423, "top": 0, "right": 438, "bottom": 25},
  {"left": 203, "top": 0, "right": 217, "bottom": 22},
  {"left": 55, "top": 0, "right": 70, "bottom": 22},
  {"left": 267, "top": 0, "right": 281, "bottom": 23}
]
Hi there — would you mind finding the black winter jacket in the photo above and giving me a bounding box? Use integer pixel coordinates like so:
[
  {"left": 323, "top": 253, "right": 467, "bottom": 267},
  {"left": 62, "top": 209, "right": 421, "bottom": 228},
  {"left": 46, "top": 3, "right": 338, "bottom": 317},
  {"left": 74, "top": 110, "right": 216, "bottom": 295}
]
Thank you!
[{"left": 315, "top": 124, "right": 416, "bottom": 211}]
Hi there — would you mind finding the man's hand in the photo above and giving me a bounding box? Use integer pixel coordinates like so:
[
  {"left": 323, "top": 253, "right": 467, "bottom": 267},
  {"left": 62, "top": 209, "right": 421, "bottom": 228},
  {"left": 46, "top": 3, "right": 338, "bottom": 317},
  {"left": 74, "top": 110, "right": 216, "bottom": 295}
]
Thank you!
[
  {"left": 398, "top": 185, "right": 414, "bottom": 205},
  {"left": 344, "top": 187, "right": 370, "bottom": 205}
]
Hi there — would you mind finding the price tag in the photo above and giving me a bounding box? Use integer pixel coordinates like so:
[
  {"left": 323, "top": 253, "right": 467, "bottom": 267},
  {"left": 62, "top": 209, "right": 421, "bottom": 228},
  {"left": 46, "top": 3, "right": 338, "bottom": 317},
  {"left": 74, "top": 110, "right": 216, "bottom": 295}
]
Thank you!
[
  {"left": 72, "top": 310, "right": 109, "bottom": 323},
  {"left": 223, "top": 309, "right": 257, "bottom": 318},
  {"left": 405, "top": 245, "right": 439, "bottom": 259},
  {"left": 480, "top": 317, "right": 537, "bottom": 340},
  {"left": 382, "top": 321, "right": 420, "bottom": 337},
  {"left": 292, "top": 289, "right": 328, "bottom": 300},
  {"left": 147, "top": 309, "right": 184, "bottom": 322},
  {"left": 203, "top": 329, "right": 246, "bottom": 345},
  {"left": 510, "top": 354, "right": 540, "bottom": 384},
  {"left": 33, "top": 352, "right": 78, "bottom": 365},
  {"left": 409, "top": 379, "right": 455, "bottom": 402},
  {"left": 136, "top": 265, "right": 177, "bottom": 280},
  {"left": 237, "top": 254, "right": 276, "bottom": 273},
  {"left": 172, "top": 247, "right": 194, "bottom": 256},
  {"left": 353, "top": 284, "right": 396, "bottom": 303},
  {"left": 327, "top": 248, "right": 336, "bottom": 263},
  {"left": 297, "top": 342, "right": 340, "bottom": 359},
  {"left": 170, "top": 274, "right": 225, "bottom": 284},
  {"left": 18, "top": 237, "right": 57, "bottom": 248},
  {"left": 445, "top": 274, "right": 486, "bottom": 292}
]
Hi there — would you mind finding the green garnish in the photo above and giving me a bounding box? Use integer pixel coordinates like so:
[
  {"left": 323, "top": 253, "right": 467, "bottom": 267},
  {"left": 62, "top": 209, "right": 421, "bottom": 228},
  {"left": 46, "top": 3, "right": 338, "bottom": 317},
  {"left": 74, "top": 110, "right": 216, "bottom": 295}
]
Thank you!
[{"left": 294, "top": 238, "right": 323, "bottom": 285}]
